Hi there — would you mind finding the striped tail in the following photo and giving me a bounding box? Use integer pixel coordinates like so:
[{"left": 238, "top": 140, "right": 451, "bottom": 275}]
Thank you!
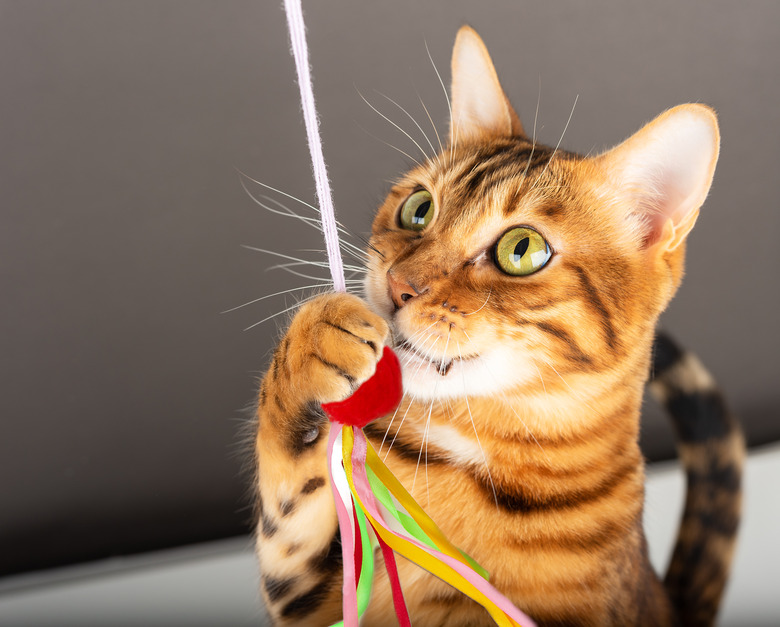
[{"left": 650, "top": 331, "right": 745, "bottom": 626}]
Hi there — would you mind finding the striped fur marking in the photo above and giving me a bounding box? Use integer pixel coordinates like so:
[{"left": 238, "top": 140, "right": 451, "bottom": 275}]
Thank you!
[
  {"left": 264, "top": 575, "right": 297, "bottom": 602},
  {"left": 651, "top": 331, "right": 744, "bottom": 626},
  {"left": 280, "top": 579, "right": 333, "bottom": 620}
]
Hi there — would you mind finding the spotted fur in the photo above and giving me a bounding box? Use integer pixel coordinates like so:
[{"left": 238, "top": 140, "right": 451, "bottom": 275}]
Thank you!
[{"left": 254, "top": 26, "right": 742, "bottom": 626}]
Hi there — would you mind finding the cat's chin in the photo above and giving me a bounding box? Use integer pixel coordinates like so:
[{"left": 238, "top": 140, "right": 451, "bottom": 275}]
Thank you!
[{"left": 395, "top": 343, "right": 532, "bottom": 401}]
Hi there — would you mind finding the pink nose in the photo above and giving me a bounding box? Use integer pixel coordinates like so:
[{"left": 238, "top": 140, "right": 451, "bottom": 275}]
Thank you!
[{"left": 387, "top": 272, "right": 420, "bottom": 309}]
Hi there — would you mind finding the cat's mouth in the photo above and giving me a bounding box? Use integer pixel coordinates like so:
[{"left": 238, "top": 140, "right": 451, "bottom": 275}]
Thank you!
[{"left": 394, "top": 336, "right": 478, "bottom": 377}]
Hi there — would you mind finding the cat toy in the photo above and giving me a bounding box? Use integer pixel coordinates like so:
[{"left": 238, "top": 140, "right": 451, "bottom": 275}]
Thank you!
[{"left": 283, "top": 2, "right": 536, "bottom": 625}]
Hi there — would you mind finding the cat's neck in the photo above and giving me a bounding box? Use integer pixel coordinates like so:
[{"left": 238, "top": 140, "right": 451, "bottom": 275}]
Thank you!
[
  {"left": 376, "top": 371, "right": 646, "bottom": 486},
  {"left": 429, "top": 361, "right": 645, "bottom": 444}
]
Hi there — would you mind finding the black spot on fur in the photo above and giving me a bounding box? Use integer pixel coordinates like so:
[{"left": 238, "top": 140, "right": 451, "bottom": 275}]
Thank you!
[
  {"left": 257, "top": 493, "right": 278, "bottom": 538},
  {"left": 288, "top": 402, "right": 327, "bottom": 457},
  {"left": 261, "top": 512, "right": 278, "bottom": 538},
  {"left": 280, "top": 579, "right": 332, "bottom": 619},
  {"left": 667, "top": 391, "right": 731, "bottom": 443},
  {"left": 280, "top": 499, "right": 295, "bottom": 517},
  {"left": 309, "top": 528, "right": 343, "bottom": 575},
  {"left": 697, "top": 505, "right": 739, "bottom": 537},
  {"left": 687, "top": 461, "right": 741, "bottom": 494},
  {"left": 541, "top": 202, "right": 564, "bottom": 218},
  {"left": 264, "top": 575, "right": 296, "bottom": 602},
  {"left": 651, "top": 331, "right": 684, "bottom": 378},
  {"left": 302, "top": 477, "right": 326, "bottom": 495}
]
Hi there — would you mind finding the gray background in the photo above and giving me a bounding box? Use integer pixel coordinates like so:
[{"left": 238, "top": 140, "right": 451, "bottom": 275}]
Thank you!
[{"left": 1, "top": 0, "right": 778, "bottom": 575}]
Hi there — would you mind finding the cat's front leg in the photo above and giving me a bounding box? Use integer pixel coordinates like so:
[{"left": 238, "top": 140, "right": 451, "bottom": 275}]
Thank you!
[{"left": 255, "top": 292, "right": 390, "bottom": 626}]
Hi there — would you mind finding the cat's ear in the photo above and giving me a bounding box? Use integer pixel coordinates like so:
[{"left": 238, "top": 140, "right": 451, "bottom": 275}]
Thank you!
[
  {"left": 450, "top": 26, "right": 524, "bottom": 143},
  {"left": 597, "top": 104, "right": 720, "bottom": 252}
]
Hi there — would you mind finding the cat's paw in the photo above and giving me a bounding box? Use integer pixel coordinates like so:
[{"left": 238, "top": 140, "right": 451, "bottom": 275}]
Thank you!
[{"left": 284, "top": 292, "right": 390, "bottom": 404}]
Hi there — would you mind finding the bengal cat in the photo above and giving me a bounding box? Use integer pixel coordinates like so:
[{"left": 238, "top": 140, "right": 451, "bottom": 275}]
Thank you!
[{"left": 253, "top": 26, "right": 744, "bottom": 627}]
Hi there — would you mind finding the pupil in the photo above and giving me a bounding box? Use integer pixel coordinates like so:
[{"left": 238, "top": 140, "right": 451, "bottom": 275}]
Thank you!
[
  {"left": 412, "top": 200, "right": 431, "bottom": 224},
  {"left": 512, "top": 237, "right": 530, "bottom": 261}
]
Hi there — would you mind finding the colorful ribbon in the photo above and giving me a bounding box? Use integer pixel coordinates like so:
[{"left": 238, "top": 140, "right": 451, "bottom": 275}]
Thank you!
[
  {"left": 322, "top": 350, "right": 536, "bottom": 627},
  {"left": 327, "top": 423, "right": 537, "bottom": 627}
]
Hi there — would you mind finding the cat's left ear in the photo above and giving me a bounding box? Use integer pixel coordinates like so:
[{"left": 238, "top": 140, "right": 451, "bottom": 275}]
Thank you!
[
  {"left": 450, "top": 26, "right": 524, "bottom": 143},
  {"left": 597, "top": 104, "right": 720, "bottom": 252}
]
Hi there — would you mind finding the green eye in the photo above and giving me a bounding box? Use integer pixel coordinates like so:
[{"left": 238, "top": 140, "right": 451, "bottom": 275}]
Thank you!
[
  {"left": 399, "top": 190, "right": 435, "bottom": 231},
  {"left": 494, "top": 227, "right": 552, "bottom": 276}
]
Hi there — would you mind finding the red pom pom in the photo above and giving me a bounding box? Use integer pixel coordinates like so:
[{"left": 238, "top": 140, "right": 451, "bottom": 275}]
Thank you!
[{"left": 322, "top": 346, "right": 403, "bottom": 427}]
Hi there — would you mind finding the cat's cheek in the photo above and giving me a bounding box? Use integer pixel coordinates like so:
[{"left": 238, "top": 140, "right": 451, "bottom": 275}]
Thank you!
[{"left": 401, "top": 345, "right": 535, "bottom": 401}]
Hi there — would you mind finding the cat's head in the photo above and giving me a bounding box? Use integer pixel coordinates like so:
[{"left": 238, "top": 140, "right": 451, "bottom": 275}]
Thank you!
[{"left": 364, "top": 27, "right": 719, "bottom": 419}]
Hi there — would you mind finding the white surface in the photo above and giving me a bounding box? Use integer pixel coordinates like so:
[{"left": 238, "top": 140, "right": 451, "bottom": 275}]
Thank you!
[
  {"left": 1, "top": 445, "right": 778, "bottom": 626},
  {"left": 0, "top": 539, "right": 269, "bottom": 627}
]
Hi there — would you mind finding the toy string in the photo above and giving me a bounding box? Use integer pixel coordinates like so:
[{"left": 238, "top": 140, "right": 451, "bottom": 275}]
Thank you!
[{"left": 283, "top": 0, "right": 345, "bottom": 293}]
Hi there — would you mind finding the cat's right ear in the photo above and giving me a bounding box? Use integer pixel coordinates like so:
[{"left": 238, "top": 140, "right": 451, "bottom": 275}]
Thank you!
[
  {"left": 596, "top": 104, "right": 720, "bottom": 252},
  {"left": 450, "top": 26, "right": 524, "bottom": 144}
]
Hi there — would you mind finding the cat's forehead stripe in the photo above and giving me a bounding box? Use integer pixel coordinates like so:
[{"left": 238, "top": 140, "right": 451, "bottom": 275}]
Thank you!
[{"left": 441, "top": 140, "right": 558, "bottom": 212}]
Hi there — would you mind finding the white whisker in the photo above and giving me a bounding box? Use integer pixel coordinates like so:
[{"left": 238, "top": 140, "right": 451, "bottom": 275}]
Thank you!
[
  {"left": 268, "top": 266, "right": 364, "bottom": 283},
  {"left": 530, "top": 358, "right": 548, "bottom": 397},
  {"left": 272, "top": 266, "right": 330, "bottom": 282},
  {"left": 531, "top": 94, "right": 579, "bottom": 190},
  {"left": 417, "top": 91, "right": 443, "bottom": 154},
  {"left": 463, "top": 288, "right": 492, "bottom": 316},
  {"left": 400, "top": 319, "right": 439, "bottom": 345},
  {"left": 417, "top": 336, "right": 442, "bottom": 373},
  {"left": 270, "top": 260, "right": 366, "bottom": 274},
  {"left": 440, "top": 326, "right": 452, "bottom": 372},
  {"left": 240, "top": 179, "right": 320, "bottom": 226},
  {"left": 356, "top": 122, "right": 423, "bottom": 167},
  {"left": 221, "top": 283, "right": 327, "bottom": 314},
  {"left": 375, "top": 89, "right": 437, "bottom": 162},
  {"left": 425, "top": 40, "right": 454, "bottom": 164},
  {"left": 521, "top": 76, "right": 542, "bottom": 184},
  {"left": 456, "top": 339, "right": 497, "bottom": 509},
  {"left": 499, "top": 391, "right": 551, "bottom": 462},
  {"left": 240, "top": 245, "right": 317, "bottom": 265},
  {"left": 402, "top": 334, "right": 441, "bottom": 376},
  {"left": 259, "top": 195, "right": 369, "bottom": 261},
  {"left": 241, "top": 245, "right": 361, "bottom": 283},
  {"left": 384, "top": 390, "right": 419, "bottom": 462},
  {"left": 405, "top": 335, "right": 441, "bottom": 379},
  {"left": 243, "top": 246, "right": 365, "bottom": 280},
  {"left": 412, "top": 395, "right": 436, "bottom": 494},
  {"left": 243, "top": 294, "right": 319, "bottom": 331},
  {"left": 260, "top": 193, "right": 353, "bottom": 234},
  {"left": 379, "top": 398, "right": 406, "bottom": 455},
  {"left": 545, "top": 360, "right": 597, "bottom": 414},
  {"left": 357, "top": 89, "right": 431, "bottom": 161},
  {"left": 236, "top": 169, "right": 320, "bottom": 213}
]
